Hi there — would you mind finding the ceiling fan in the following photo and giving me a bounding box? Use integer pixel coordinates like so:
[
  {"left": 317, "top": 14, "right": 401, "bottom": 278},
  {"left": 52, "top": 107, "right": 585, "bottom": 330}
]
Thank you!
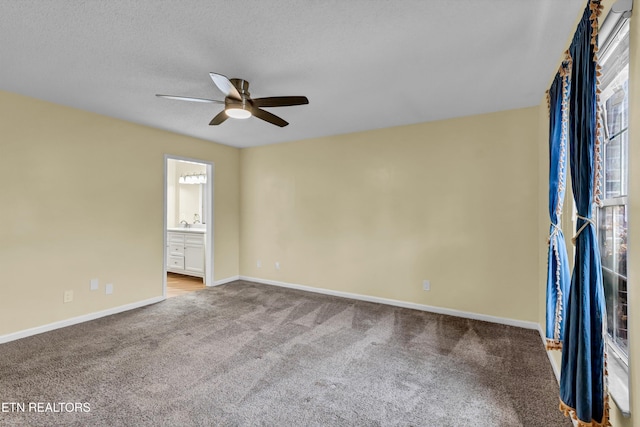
[{"left": 156, "top": 73, "right": 309, "bottom": 127}]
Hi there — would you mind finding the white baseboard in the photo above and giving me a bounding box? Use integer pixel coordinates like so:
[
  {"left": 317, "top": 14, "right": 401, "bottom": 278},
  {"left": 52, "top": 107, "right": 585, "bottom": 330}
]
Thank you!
[
  {"left": 1, "top": 275, "right": 548, "bottom": 363},
  {"left": 238, "top": 276, "right": 539, "bottom": 330},
  {"left": 0, "top": 296, "right": 165, "bottom": 345},
  {"left": 211, "top": 275, "right": 240, "bottom": 287}
]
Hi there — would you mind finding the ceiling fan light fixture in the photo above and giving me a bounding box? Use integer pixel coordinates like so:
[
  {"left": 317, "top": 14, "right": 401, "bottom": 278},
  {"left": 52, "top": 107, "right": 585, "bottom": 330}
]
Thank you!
[
  {"left": 159, "top": 73, "right": 306, "bottom": 127},
  {"left": 225, "top": 107, "right": 252, "bottom": 119}
]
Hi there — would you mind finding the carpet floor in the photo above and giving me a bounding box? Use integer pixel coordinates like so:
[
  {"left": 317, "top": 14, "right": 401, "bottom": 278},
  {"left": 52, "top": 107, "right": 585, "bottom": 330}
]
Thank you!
[{"left": 0, "top": 281, "right": 570, "bottom": 426}]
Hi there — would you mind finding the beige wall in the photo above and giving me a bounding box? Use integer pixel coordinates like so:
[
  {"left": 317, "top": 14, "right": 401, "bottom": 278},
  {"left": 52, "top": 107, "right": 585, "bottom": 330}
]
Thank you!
[
  {"left": 240, "top": 107, "right": 541, "bottom": 322},
  {"left": 0, "top": 90, "right": 240, "bottom": 336}
]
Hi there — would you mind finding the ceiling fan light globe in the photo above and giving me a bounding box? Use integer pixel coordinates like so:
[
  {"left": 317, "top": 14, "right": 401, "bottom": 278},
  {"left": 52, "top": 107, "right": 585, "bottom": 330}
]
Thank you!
[{"left": 226, "top": 108, "right": 252, "bottom": 119}]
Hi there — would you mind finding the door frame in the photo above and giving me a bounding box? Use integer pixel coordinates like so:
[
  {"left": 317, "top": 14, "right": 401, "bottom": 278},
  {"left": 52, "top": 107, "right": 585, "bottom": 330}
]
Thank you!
[{"left": 163, "top": 154, "right": 214, "bottom": 297}]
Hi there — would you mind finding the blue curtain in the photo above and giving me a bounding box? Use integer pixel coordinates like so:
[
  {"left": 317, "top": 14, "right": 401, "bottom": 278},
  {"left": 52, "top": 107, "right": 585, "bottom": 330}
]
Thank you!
[
  {"left": 559, "top": 1, "right": 608, "bottom": 426},
  {"left": 545, "top": 65, "right": 571, "bottom": 351}
]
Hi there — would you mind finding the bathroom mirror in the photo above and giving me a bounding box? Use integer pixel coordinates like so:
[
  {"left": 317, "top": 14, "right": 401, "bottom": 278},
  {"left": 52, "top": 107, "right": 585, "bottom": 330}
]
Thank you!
[{"left": 167, "top": 159, "right": 207, "bottom": 228}]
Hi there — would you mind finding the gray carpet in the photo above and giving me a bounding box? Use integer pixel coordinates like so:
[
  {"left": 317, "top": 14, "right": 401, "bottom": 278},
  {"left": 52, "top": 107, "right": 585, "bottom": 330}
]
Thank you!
[{"left": 0, "top": 281, "right": 570, "bottom": 426}]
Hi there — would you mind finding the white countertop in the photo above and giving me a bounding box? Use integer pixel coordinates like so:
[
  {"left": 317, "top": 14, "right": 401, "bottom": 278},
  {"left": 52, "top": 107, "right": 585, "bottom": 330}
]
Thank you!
[{"left": 167, "top": 227, "right": 206, "bottom": 234}]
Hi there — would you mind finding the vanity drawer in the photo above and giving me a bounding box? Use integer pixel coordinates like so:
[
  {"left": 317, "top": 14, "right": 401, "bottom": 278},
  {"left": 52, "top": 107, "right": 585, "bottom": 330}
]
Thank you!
[
  {"left": 169, "top": 243, "right": 184, "bottom": 256},
  {"left": 185, "top": 234, "right": 204, "bottom": 246},
  {"left": 167, "top": 232, "right": 185, "bottom": 244},
  {"left": 167, "top": 255, "right": 184, "bottom": 270}
]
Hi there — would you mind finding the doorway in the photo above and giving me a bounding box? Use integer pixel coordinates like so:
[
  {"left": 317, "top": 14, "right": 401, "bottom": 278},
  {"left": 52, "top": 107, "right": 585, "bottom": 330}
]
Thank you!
[{"left": 163, "top": 155, "right": 214, "bottom": 298}]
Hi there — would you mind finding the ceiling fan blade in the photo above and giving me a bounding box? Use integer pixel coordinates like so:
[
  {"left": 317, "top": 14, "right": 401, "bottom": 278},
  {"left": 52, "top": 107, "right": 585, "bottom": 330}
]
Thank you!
[
  {"left": 209, "top": 110, "right": 229, "bottom": 126},
  {"left": 252, "top": 96, "right": 309, "bottom": 108},
  {"left": 209, "top": 73, "right": 242, "bottom": 100},
  {"left": 251, "top": 107, "right": 289, "bottom": 127},
  {"left": 156, "top": 94, "right": 224, "bottom": 103}
]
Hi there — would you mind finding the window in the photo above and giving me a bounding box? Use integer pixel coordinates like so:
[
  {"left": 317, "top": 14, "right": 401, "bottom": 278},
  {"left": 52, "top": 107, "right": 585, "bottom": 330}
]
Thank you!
[{"left": 597, "top": 18, "right": 630, "bottom": 365}]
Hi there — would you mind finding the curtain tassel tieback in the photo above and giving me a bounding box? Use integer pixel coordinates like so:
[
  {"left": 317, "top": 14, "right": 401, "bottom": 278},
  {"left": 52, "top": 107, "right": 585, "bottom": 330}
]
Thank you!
[
  {"left": 547, "top": 223, "right": 562, "bottom": 244},
  {"left": 571, "top": 215, "right": 595, "bottom": 246}
]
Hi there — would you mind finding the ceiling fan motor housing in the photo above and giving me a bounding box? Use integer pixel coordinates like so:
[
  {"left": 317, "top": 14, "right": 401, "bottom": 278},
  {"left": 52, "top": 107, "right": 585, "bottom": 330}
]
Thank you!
[
  {"left": 229, "top": 78, "right": 250, "bottom": 96},
  {"left": 226, "top": 78, "right": 250, "bottom": 110}
]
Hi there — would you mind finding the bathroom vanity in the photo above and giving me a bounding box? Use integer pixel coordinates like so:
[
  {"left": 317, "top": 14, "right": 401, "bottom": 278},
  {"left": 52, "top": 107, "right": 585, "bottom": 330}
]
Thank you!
[{"left": 166, "top": 228, "right": 205, "bottom": 280}]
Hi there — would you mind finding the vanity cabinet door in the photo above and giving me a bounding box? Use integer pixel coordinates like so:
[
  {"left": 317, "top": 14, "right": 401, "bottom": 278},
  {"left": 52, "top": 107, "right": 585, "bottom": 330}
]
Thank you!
[{"left": 184, "top": 244, "right": 204, "bottom": 275}]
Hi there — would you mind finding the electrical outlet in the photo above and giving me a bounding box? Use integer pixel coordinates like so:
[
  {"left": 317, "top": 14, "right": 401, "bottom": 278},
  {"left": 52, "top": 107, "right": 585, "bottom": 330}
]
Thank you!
[
  {"left": 257, "top": 260, "right": 262, "bottom": 268},
  {"left": 90, "top": 278, "right": 99, "bottom": 291},
  {"left": 63, "top": 290, "right": 74, "bottom": 303},
  {"left": 423, "top": 280, "right": 430, "bottom": 291},
  {"left": 275, "top": 262, "right": 280, "bottom": 270},
  {"left": 105, "top": 283, "right": 113, "bottom": 295}
]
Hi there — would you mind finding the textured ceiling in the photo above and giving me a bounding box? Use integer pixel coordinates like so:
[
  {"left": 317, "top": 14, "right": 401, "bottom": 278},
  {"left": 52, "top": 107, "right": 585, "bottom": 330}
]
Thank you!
[{"left": 0, "top": 0, "right": 585, "bottom": 148}]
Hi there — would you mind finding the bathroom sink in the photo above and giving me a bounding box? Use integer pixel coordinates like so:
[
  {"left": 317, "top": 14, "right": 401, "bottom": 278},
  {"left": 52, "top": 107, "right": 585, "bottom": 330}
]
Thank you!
[{"left": 168, "top": 226, "right": 206, "bottom": 233}]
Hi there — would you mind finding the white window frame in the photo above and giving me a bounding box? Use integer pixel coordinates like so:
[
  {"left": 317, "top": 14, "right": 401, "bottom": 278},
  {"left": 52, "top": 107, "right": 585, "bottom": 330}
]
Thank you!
[{"left": 595, "top": 10, "right": 631, "bottom": 416}]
